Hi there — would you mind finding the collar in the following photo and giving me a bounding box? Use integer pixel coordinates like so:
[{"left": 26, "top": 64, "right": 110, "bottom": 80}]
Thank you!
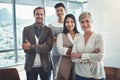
[{"left": 33, "top": 23, "right": 44, "bottom": 30}]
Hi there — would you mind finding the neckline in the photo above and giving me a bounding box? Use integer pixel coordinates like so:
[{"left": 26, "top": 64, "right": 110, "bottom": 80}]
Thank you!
[{"left": 84, "top": 32, "right": 93, "bottom": 46}]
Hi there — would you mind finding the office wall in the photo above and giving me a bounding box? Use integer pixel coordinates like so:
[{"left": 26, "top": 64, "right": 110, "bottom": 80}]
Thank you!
[{"left": 88, "top": 0, "right": 120, "bottom": 68}]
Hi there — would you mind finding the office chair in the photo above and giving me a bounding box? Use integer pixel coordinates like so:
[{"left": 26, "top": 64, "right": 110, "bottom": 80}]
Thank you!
[
  {"left": 0, "top": 68, "right": 20, "bottom": 80},
  {"left": 105, "top": 66, "right": 120, "bottom": 80}
]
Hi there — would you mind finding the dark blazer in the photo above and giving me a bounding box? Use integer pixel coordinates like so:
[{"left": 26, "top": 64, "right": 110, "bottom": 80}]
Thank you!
[{"left": 22, "top": 23, "right": 53, "bottom": 72}]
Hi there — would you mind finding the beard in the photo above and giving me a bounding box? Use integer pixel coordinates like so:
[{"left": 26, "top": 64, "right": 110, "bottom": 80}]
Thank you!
[
  {"left": 36, "top": 21, "right": 42, "bottom": 24},
  {"left": 36, "top": 19, "right": 43, "bottom": 24}
]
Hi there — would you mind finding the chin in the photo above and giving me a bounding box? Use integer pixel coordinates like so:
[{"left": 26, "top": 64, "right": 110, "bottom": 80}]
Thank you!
[
  {"left": 36, "top": 22, "right": 42, "bottom": 24},
  {"left": 58, "top": 15, "right": 62, "bottom": 18}
]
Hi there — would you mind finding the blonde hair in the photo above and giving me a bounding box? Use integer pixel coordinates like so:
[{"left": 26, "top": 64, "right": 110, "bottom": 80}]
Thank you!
[{"left": 78, "top": 12, "right": 92, "bottom": 21}]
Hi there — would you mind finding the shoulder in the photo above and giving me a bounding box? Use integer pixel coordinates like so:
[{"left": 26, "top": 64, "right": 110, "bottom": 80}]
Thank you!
[
  {"left": 49, "top": 21, "right": 58, "bottom": 26},
  {"left": 57, "top": 33, "right": 63, "bottom": 39},
  {"left": 75, "top": 33, "right": 82, "bottom": 39},
  {"left": 75, "top": 33, "right": 81, "bottom": 37},
  {"left": 48, "top": 21, "right": 63, "bottom": 27},
  {"left": 48, "top": 21, "right": 56, "bottom": 27},
  {"left": 25, "top": 24, "right": 33, "bottom": 28},
  {"left": 93, "top": 32, "right": 102, "bottom": 38},
  {"left": 93, "top": 32, "right": 103, "bottom": 41},
  {"left": 58, "top": 33, "right": 63, "bottom": 36},
  {"left": 48, "top": 24, "right": 54, "bottom": 28},
  {"left": 44, "top": 25, "right": 52, "bottom": 31},
  {"left": 73, "top": 33, "right": 82, "bottom": 42},
  {"left": 23, "top": 24, "right": 33, "bottom": 30}
]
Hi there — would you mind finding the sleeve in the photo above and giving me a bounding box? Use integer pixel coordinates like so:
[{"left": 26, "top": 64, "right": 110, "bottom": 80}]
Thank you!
[
  {"left": 81, "top": 34, "right": 104, "bottom": 62},
  {"left": 22, "top": 27, "right": 31, "bottom": 53},
  {"left": 48, "top": 24, "right": 54, "bottom": 36},
  {"left": 22, "top": 27, "right": 27, "bottom": 43},
  {"left": 71, "top": 35, "right": 78, "bottom": 54},
  {"left": 71, "top": 35, "right": 80, "bottom": 63},
  {"left": 56, "top": 33, "right": 68, "bottom": 56}
]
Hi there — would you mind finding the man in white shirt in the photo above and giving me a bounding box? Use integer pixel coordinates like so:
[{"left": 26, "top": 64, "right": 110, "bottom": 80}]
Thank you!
[{"left": 48, "top": 2, "right": 66, "bottom": 80}]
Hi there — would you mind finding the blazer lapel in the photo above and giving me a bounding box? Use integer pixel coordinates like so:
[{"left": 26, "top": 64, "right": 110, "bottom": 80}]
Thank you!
[
  {"left": 30, "top": 25, "right": 36, "bottom": 44},
  {"left": 38, "top": 26, "right": 47, "bottom": 43},
  {"left": 62, "top": 33, "right": 73, "bottom": 48}
]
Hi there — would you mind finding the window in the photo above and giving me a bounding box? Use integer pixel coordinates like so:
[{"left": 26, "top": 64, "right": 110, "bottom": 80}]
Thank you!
[
  {"left": 16, "top": 5, "right": 37, "bottom": 48},
  {"left": 0, "top": 4, "right": 38, "bottom": 67},
  {"left": 45, "top": 7, "right": 56, "bottom": 25},
  {"left": 0, "top": 3, "right": 14, "bottom": 50},
  {"left": 16, "top": 5, "right": 37, "bottom": 63},
  {"left": 0, "top": 0, "right": 87, "bottom": 67},
  {"left": 0, "top": 51, "right": 15, "bottom": 67}
]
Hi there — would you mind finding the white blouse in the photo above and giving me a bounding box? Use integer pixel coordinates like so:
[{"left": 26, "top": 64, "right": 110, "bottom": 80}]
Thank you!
[
  {"left": 72, "top": 32, "right": 106, "bottom": 79},
  {"left": 57, "top": 33, "right": 80, "bottom": 56}
]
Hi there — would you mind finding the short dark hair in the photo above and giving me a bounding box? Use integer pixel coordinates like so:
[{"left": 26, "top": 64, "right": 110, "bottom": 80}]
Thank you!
[
  {"left": 63, "top": 14, "right": 79, "bottom": 34},
  {"left": 54, "top": 3, "right": 65, "bottom": 9},
  {"left": 33, "top": 7, "right": 45, "bottom": 16}
]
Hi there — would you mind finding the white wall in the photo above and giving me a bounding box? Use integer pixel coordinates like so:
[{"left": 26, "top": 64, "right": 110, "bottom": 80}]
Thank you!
[{"left": 88, "top": 0, "right": 120, "bottom": 68}]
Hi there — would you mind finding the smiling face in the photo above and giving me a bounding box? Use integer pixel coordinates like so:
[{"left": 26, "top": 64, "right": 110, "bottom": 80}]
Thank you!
[
  {"left": 65, "top": 17, "right": 75, "bottom": 31},
  {"left": 34, "top": 9, "right": 45, "bottom": 24},
  {"left": 56, "top": 6, "right": 65, "bottom": 20},
  {"left": 79, "top": 12, "right": 92, "bottom": 33}
]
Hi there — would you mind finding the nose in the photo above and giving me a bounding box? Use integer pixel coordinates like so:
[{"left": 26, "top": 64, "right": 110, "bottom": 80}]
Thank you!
[
  {"left": 68, "top": 23, "right": 73, "bottom": 28},
  {"left": 36, "top": 14, "right": 42, "bottom": 18},
  {"left": 38, "top": 14, "right": 42, "bottom": 17},
  {"left": 68, "top": 22, "right": 72, "bottom": 25},
  {"left": 83, "top": 22, "right": 88, "bottom": 27},
  {"left": 58, "top": 10, "right": 62, "bottom": 15}
]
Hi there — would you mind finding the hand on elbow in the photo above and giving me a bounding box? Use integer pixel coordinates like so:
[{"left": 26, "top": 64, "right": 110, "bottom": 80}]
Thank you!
[
  {"left": 71, "top": 53, "right": 82, "bottom": 59},
  {"left": 22, "top": 43, "right": 31, "bottom": 50},
  {"left": 93, "top": 48, "right": 100, "bottom": 54}
]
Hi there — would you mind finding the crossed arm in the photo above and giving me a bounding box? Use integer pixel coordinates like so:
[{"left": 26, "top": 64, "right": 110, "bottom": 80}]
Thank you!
[{"left": 71, "top": 34, "right": 104, "bottom": 63}]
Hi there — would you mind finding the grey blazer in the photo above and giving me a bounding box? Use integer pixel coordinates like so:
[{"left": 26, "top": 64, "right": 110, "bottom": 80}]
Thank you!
[{"left": 22, "top": 23, "right": 53, "bottom": 72}]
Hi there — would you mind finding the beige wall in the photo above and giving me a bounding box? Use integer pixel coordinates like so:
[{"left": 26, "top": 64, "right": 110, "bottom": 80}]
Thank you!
[{"left": 87, "top": 0, "right": 120, "bottom": 68}]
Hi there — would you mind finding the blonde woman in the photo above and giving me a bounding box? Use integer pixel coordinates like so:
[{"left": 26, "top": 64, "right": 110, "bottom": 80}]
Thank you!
[{"left": 71, "top": 12, "right": 106, "bottom": 80}]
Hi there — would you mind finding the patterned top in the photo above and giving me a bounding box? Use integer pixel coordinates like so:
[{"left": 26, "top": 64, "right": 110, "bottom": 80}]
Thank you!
[{"left": 72, "top": 32, "right": 106, "bottom": 79}]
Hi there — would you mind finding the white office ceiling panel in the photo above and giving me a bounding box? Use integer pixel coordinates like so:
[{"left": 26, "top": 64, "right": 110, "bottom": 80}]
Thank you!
[{"left": 16, "top": 0, "right": 42, "bottom": 6}]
